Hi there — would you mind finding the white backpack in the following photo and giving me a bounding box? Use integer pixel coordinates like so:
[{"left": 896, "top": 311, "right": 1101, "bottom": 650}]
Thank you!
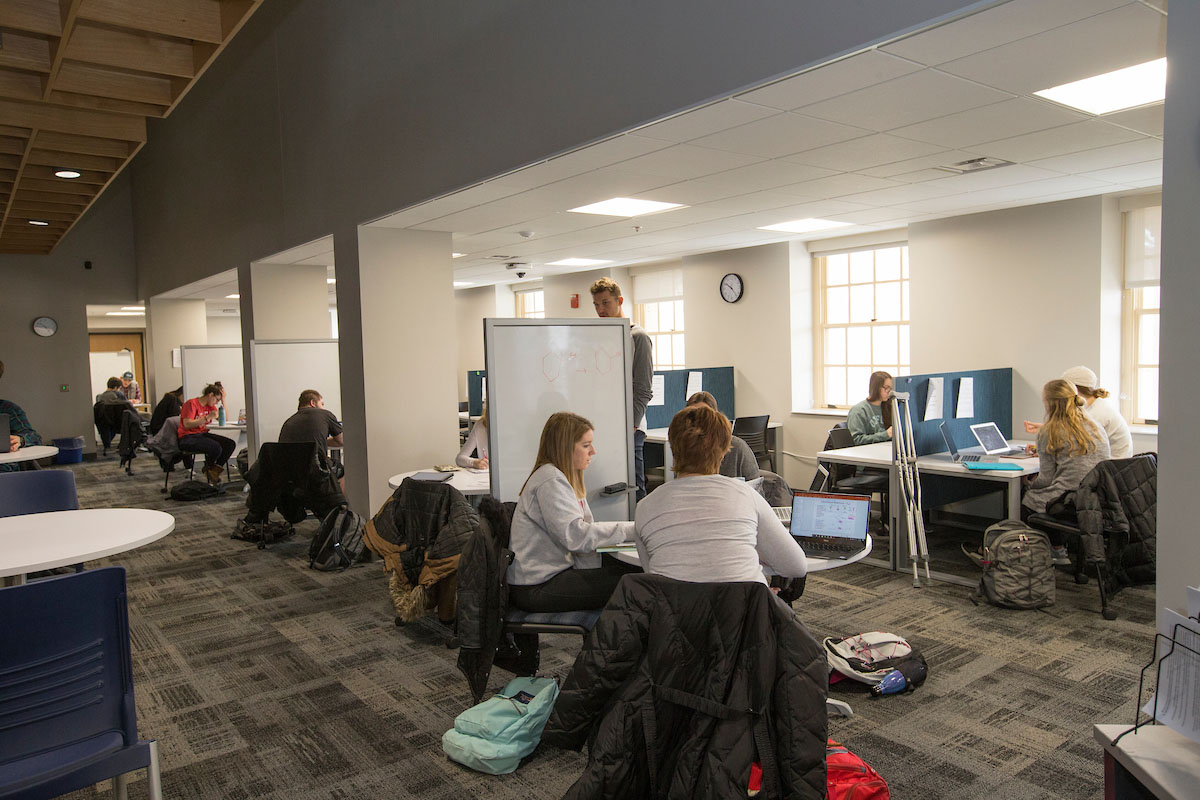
[{"left": 824, "top": 631, "right": 926, "bottom": 686}]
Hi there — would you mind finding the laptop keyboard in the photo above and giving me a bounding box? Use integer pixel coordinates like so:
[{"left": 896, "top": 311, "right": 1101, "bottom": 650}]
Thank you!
[
  {"left": 801, "top": 541, "right": 863, "bottom": 555},
  {"left": 959, "top": 454, "right": 983, "bottom": 462},
  {"left": 773, "top": 506, "right": 791, "bottom": 524}
]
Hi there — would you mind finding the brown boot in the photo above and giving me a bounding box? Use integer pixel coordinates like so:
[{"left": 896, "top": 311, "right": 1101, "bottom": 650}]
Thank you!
[{"left": 204, "top": 463, "right": 223, "bottom": 486}]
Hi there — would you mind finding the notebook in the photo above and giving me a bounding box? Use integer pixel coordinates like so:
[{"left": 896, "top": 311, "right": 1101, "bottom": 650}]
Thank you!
[
  {"left": 969, "top": 422, "right": 1030, "bottom": 457},
  {"left": 783, "top": 490, "right": 871, "bottom": 557},
  {"left": 961, "top": 461, "right": 1023, "bottom": 471}
]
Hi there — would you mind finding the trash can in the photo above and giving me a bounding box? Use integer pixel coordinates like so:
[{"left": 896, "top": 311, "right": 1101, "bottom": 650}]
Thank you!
[{"left": 53, "top": 436, "right": 85, "bottom": 464}]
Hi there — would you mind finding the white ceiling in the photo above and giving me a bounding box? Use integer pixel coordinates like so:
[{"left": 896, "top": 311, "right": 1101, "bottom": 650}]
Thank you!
[{"left": 369, "top": 0, "right": 1166, "bottom": 288}]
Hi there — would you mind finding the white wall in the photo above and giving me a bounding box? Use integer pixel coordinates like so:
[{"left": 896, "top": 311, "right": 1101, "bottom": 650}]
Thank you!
[
  {"left": 205, "top": 315, "right": 243, "bottom": 345},
  {"left": 543, "top": 267, "right": 632, "bottom": 319},
  {"left": 88, "top": 316, "right": 146, "bottom": 331},
  {"left": 251, "top": 263, "right": 329, "bottom": 339},
  {"left": 455, "top": 286, "right": 498, "bottom": 399},
  {"left": 147, "top": 299, "right": 208, "bottom": 402}
]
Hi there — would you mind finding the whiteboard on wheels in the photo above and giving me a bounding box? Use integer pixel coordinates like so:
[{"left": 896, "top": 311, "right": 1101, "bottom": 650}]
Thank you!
[{"left": 484, "top": 318, "right": 634, "bottom": 521}]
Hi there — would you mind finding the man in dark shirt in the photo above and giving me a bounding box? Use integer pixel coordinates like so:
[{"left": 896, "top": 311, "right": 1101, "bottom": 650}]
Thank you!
[{"left": 279, "top": 389, "right": 344, "bottom": 488}]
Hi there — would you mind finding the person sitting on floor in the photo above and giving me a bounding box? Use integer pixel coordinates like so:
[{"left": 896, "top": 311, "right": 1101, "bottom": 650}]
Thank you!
[
  {"left": 507, "top": 411, "right": 639, "bottom": 613},
  {"left": 178, "top": 381, "right": 235, "bottom": 486},
  {"left": 685, "top": 390, "right": 760, "bottom": 480},
  {"left": 455, "top": 402, "right": 488, "bottom": 469},
  {"left": 0, "top": 359, "right": 43, "bottom": 473},
  {"left": 279, "top": 389, "right": 344, "bottom": 491},
  {"left": 635, "top": 403, "right": 807, "bottom": 584}
]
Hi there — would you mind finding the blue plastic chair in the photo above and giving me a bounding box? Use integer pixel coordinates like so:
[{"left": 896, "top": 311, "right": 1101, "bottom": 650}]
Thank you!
[
  {"left": 0, "top": 470, "right": 78, "bottom": 518},
  {"left": 0, "top": 567, "right": 162, "bottom": 800}
]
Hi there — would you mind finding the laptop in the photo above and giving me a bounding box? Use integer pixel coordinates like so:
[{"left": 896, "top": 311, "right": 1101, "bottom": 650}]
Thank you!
[
  {"left": 936, "top": 422, "right": 992, "bottom": 463},
  {"left": 781, "top": 490, "right": 871, "bottom": 557},
  {"left": 969, "top": 422, "right": 1032, "bottom": 457}
]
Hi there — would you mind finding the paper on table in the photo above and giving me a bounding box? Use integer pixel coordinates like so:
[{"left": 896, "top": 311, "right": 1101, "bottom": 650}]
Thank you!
[
  {"left": 956, "top": 377, "right": 974, "bottom": 418},
  {"left": 650, "top": 374, "right": 665, "bottom": 406},
  {"left": 686, "top": 371, "right": 703, "bottom": 400},
  {"left": 924, "top": 377, "right": 944, "bottom": 421},
  {"left": 1142, "top": 608, "right": 1200, "bottom": 745}
]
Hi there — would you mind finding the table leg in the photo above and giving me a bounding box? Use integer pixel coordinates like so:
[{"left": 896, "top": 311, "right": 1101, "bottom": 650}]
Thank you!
[
  {"left": 1007, "top": 475, "right": 1022, "bottom": 520},
  {"left": 663, "top": 440, "right": 675, "bottom": 482},
  {"left": 889, "top": 464, "right": 905, "bottom": 571}
]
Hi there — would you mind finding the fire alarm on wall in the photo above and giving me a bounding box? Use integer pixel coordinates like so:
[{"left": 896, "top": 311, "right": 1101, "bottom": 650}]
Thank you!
[{"left": 570, "top": 293, "right": 579, "bottom": 309}]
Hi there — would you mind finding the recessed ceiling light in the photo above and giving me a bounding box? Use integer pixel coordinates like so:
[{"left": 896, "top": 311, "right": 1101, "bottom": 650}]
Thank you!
[
  {"left": 54, "top": 169, "right": 81, "bottom": 179},
  {"left": 568, "top": 197, "right": 687, "bottom": 217},
  {"left": 453, "top": 281, "right": 474, "bottom": 288},
  {"left": 106, "top": 311, "right": 145, "bottom": 316},
  {"left": 1034, "top": 58, "right": 1166, "bottom": 115},
  {"left": 326, "top": 278, "right": 336, "bottom": 284},
  {"left": 28, "top": 219, "right": 49, "bottom": 226},
  {"left": 547, "top": 258, "right": 613, "bottom": 267},
  {"left": 452, "top": 252, "right": 466, "bottom": 258},
  {"left": 120, "top": 306, "right": 145, "bottom": 312},
  {"left": 757, "top": 218, "right": 852, "bottom": 234},
  {"left": 225, "top": 293, "right": 240, "bottom": 299}
]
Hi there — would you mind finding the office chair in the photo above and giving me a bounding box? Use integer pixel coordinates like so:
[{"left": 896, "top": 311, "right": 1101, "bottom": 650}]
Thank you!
[
  {"left": 0, "top": 567, "right": 162, "bottom": 800},
  {"left": 144, "top": 415, "right": 196, "bottom": 493},
  {"left": 732, "top": 414, "right": 774, "bottom": 471},
  {"left": 823, "top": 425, "right": 890, "bottom": 532},
  {"left": 0, "top": 469, "right": 78, "bottom": 518}
]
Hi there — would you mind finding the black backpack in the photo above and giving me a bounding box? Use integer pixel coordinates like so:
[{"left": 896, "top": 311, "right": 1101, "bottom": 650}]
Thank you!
[
  {"left": 309, "top": 505, "right": 365, "bottom": 571},
  {"left": 169, "top": 479, "right": 221, "bottom": 501}
]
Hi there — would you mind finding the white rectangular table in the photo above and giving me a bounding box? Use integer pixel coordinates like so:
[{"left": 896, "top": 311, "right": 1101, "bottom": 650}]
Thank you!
[
  {"left": 648, "top": 421, "right": 782, "bottom": 481},
  {"left": 388, "top": 468, "right": 490, "bottom": 495}
]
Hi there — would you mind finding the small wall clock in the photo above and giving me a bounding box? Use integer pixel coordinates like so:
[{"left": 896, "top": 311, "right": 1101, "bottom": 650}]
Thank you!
[
  {"left": 32, "top": 316, "right": 58, "bottom": 337},
  {"left": 720, "top": 273, "right": 744, "bottom": 303}
]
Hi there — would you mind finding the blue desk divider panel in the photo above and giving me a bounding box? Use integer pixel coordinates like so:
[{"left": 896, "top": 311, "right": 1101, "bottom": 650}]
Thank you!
[
  {"left": 467, "top": 370, "right": 486, "bottom": 416},
  {"left": 643, "top": 367, "right": 736, "bottom": 430}
]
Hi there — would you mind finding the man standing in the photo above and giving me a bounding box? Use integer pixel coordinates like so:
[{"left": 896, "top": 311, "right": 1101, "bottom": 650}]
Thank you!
[
  {"left": 120, "top": 371, "right": 142, "bottom": 403},
  {"left": 279, "top": 389, "right": 345, "bottom": 489},
  {"left": 590, "top": 278, "right": 653, "bottom": 500}
]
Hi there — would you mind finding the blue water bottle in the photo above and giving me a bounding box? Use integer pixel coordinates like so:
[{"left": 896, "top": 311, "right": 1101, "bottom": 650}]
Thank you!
[
  {"left": 218, "top": 405, "right": 226, "bottom": 426},
  {"left": 871, "top": 669, "right": 907, "bottom": 696}
]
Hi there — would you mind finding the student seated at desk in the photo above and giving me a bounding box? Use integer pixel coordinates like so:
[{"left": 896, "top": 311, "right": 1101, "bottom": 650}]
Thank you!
[
  {"left": 1023, "top": 379, "right": 1110, "bottom": 564},
  {"left": 685, "top": 391, "right": 759, "bottom": 480},
  {"left": 178, "top": 381, "right": 235, "bottom": 487},
  {"left": 0, "top": 359, "right": 42, "bottom": 472},
  {"left": 507, "top": 412, "right": 638, "bottom": 613},
  {"left": 456, "top": 403, "right": 488, "bottom": 469},
  {"left": 846, "top": 371, "right": 894, "bottom": 445},
  {"left": 635, "top": 404, "right": 807, "bottom": 584},
  {"left": 1024, "top": 366, "right": 1132, "bottom": 459}
]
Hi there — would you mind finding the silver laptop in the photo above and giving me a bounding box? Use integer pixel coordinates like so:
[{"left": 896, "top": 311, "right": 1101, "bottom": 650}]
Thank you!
[
  {"left": 937, "top": 422, "right": 992, "bottom": 463},
  {"left": 773, "top": 465, "right": 829, "bottom": 522},
  {"left": 969, "top": 422, "right": 1028, "bottom": 457},
  {"left": 784, "top": 490, "right": 870, "bottom": 557}
]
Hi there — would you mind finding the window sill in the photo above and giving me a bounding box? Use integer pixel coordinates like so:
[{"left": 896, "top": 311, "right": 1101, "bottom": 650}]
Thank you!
[
  {"left": 793, "top": 408, "right": 849, "bottom": 418},
  {"left": 1129, "top": 423, "right": 1158, "bottom": 436}
]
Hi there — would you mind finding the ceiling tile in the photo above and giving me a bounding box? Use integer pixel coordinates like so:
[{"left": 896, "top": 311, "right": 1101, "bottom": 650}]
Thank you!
[
  {"left": 536, "top": 134, "right": 674, "bottom": 174},
  {"left": 688, "top": 112, "right": 871, "bottom": 158},
  {"left": 372, "top": 180, "right": 526, "bottom": 228},
  {"left": 797, "top": 69, "right": 1012, "bottom": 131},
  {"left": 918, "top": 163, "right": 1064, "bottom": 194},
  {"left": 746, "top": 198, "right": 873, "bottom": 226},
  {"left": 829, "top": 207, "right": 919, "bottom": 225},
  {"left": 1079, "top": 159, "right": 1163, "bottom": 185},
  {"left": 693, "top": 160, "right": 839, "bottom": 194},
  {"left": 612, "top": 144, "right": 764, "bottom": 180},
  {"left": 880, "top": 0, "right": 1128, "bottom": 66},
  {"left": 897, "top": 174, "right": 1109, "bottom": 213},
  {"left": 635, "top": 99, "right": 778, "bottom": 143},
  {"left": 1026, "top": 137, "right": 1162, "bottom": 175},
  {"left": 974, "top": 119, "right": 1142, "bottom": 163},
  {"left": 858, "top": 149, "right": 982, "bottom": 178},
  {"left": 1103, "top": 104, "right": 1165, "bottom": 137},
  {"left": 888, "top": 97, "right": 1086, "bottom": 149},
  {"left": 936, "top": 4, "right": 1166, "bottom": 95},
  {"left": 782, "top": 133, "right": 944, "bottom": 171},
  {"left": 837, "top": 181, "right": 962, "bottom": 207},
  {"left": 735, "top": 50, "right": 923, "bottom": 110},
  {"left": 772, "top": 172, "right": 902, "bottom": 200},
  {"left": 630, "top": 179, "right": 747, "bottom": 206}
]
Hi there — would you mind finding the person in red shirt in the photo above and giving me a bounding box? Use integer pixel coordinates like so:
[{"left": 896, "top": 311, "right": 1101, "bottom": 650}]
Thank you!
[{"left": 178, "top": 381, "right": 235, "bottom": 486}]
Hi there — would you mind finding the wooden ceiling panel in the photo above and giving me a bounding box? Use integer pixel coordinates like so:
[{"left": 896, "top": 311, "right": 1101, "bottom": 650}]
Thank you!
[{"left": 0, "top": 0, "right": 263, "bottom": 252}]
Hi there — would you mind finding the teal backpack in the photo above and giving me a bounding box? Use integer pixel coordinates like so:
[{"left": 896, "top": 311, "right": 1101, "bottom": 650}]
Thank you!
[{"left": 442, "top": 676, "right": 559, "bottom": 774}]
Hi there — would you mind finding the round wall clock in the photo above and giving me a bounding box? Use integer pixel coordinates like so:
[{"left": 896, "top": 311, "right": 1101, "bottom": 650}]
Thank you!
[
  {"left": 720, "top": 273, "right": 744, "bottom": 303},
  {"left": 32, "top": 316, "right": 58, "bottom": 337}
]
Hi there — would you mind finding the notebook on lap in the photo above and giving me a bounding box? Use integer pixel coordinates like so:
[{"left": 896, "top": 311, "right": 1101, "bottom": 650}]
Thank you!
[{"left": 782, "top": 490, "right": 870, "bottom": 557}]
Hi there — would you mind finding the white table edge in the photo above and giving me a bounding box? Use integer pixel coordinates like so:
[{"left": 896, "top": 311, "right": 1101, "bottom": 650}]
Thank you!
[
  {"left": 1094, "top": 723, "right": 1200, "bottom": 799},
  {"left": 0, "top": 508, "right": 175, "bottom": 578},
  {"left": 0, "top": 445, "right": 60, "bottom": 464}
]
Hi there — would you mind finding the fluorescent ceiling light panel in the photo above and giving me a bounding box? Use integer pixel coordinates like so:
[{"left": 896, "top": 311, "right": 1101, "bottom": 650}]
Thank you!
[
  {"left": 547, "top": 258, "right": 613, "bottom": 267},
  {"left": 326, "top": 278, "right": 336, "bottom": 284},
  {"left": 54, "top": 169, "right": 81, "bottom": 179},
  {"left": 568, "top": 197, "right": 686, "bottom": 217},
  {"left": 452, "top": 252, "right": 466, "bottom": 258},
  {"left": 1034, "top": 58, "right": 1166, "bottom": 115},
  {"left": 28, "top": 219, "right": 49, "bottom": 226},
  {"left": 225, "top": 293, "right": 240, "bottom": 299},
  {"left": 453, "top": 281, "right": 474, "bottom": 288},
  {"left": 120, "top": 306, "right": 145, "bottom": 311},
  {"left": 106, "top": 311, "right": 145, "bottom": 316},
  {"left": 757, "top": 218, "right": 852, "bottom": 234}
]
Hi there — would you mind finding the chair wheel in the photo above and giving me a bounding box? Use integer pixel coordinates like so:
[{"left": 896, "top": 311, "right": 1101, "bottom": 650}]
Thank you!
[
  {"left": 1075, "top": 573, "right": 1089, "bottom": 584},
  {"left": 445, "top": 636, "right": 460, "bottom": 649},
  {"left": 1102, "top": 609, "right": 1118, "bottom": 621},
  {"left": 394, "top": 616, "right": 404, "bottom": 627}
]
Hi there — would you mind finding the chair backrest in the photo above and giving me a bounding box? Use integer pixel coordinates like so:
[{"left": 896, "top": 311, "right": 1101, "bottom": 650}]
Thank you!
[
  {"left": 732, "top": 415, "right": 768, "bottom": 437},
  {"left": 822, "top": 427, "right": 859, "bottom": 483},
  {"left": 459, "top": 401, "right": 469, "bottom": 413},
  {"left": 0, "top": 567, "right": 138, "bottom": 763},
  {"left": 0, "top": 469, "right": 78, "bottom": 517},
  {"left": 827, "top": 426, "right": 855, "bottom": 451},
  {"left": 256, "top": 442, "right": 322, "bottom": 485}
]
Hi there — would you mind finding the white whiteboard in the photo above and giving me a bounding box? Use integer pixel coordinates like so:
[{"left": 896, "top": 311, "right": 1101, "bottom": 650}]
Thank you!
[
  {"left": 90, "top": 351, "right": 133, "bottom": 402},
  {"left": 180, "top": 345, "right": 245, "bottom": 423},
  {"left": 249, "top": 339, "right": 341, "bottom": 460},
  {"left": 484, "top": 318, "right": 634, "bottom": 520}
]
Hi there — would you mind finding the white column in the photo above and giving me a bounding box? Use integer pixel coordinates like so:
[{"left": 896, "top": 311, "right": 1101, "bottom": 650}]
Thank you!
[{"left": 146, "top": 298, "right": 207, "bottom": 398}]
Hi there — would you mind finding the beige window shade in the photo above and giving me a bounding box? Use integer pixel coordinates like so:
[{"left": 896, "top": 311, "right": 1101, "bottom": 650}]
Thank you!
[{"left": 1124, "top": 205, "right": 1161, "bottom": 289}]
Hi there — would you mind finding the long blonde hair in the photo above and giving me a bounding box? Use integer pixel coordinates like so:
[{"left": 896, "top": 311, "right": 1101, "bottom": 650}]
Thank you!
[
  {"left": 1041, "top": 379, "right": 1100, "bottom": 456},
  {"left": 521, "top": 411, "right": 593, "bottom": 498}
]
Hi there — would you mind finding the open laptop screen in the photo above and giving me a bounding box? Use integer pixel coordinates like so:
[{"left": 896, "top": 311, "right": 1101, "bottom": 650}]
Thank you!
[
  {"left": 789, "top": 491, "right": 870, "bottom": 544},
  {"left": 939, "top": 422, "right": 960, "bottom": 457},
  {"left": 969, "top": 422, "right": 1011, "bottom": 454}
]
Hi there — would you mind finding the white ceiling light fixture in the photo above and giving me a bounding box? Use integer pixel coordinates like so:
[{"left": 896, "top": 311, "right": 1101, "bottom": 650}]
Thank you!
[
  {"left": 453, "top": 281, "right": 474, "bottom": 288},
  {"left": 28, "top": 219, "right": 49, "bottom": 226},
  {"left": 120, "top": 306, "right": 145, "bottom": 311},
  {"left": 568, "top": 197, "right": 687, "bottom": 217},
  {"left": 547, "top": 258, "right": 612, "bottom": 267},
  {"left": 106, "top": 311, "right": 145, "bottom": 316},
  {"left": 326, "top": 278, "right": 336, "bottom": 284},
  {"left": 54, "top": 169, "right": 82, "bottom": 179},
  {"left": 758, "top": 218, "right": 852, "bottom": 234},
  {"left": 452, "top": 252, "right": 466, "bottom": 258},
  {"left": 225, "top": 293, "right": 240, "bottom": 299},
  {"left": 1034, "top": 58, "right": 1166, "bottom": 115}
]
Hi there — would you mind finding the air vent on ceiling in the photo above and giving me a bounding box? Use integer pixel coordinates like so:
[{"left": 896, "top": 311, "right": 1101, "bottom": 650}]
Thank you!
[
  {"left": 487, "top": 254, "right": 518, "bottom": 260},
  {"left": 932, "top": 157, "right": 1015, "bottom": 175}
]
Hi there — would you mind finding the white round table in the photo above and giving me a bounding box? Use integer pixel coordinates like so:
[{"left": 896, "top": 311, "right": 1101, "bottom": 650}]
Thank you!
[
  {"left": 0, "top": 508, "right": 175, "bottom": 583},
  {"left": 387, "top": 469, "right": 490, "bottom": 495},
  {"left": 0, "top": 445, "right": 59, "bottom": 465}
]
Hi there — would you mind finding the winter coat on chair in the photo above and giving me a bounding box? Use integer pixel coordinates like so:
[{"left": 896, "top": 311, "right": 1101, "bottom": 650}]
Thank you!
[
  {"left": 1074, "top": 452, "right": 1157, "bottom": 592},
  {"left": 542, "top": 574, "right": 828, "bottom": 799}
]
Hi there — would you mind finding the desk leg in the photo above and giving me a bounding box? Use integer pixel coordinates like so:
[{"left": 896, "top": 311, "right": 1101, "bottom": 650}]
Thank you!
[
  {"left": 767, "top": 427, "right": 781, "bottom": 473},
  {"left": 663, "top": 440, "right": 674, "bottom": 482},
  {"left": 889, "top": 465, "right": 905, "bottom": 572},
  {"left": 1006, "top": 476, "right": 1022, "bottom": 520}
]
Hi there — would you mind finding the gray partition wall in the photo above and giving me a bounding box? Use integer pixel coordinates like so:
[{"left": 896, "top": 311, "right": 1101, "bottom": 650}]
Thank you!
[{"left": 248, "top": 339, "right": 341, "bottom": 461}]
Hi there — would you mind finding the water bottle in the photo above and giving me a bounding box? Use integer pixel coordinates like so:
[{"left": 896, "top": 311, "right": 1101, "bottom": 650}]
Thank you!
[
  {"left": 870, "top": 669, "right": 907, "bottom": 696},
  {"left": 218, "top": 405, "right": 226, "bottom": 426}
]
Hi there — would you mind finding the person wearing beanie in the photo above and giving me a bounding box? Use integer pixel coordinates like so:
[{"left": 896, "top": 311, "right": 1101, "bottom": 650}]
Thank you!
[{"left": 1024, "top": 366, "right": 1132, "bottom": 458}]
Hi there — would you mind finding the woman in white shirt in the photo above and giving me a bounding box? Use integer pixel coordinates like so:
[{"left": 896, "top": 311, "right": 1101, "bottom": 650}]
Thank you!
[
  {"left": 507, "top": 411, "right": 638, "bottom": 613},
  {"left": 635, "top": 404, "right": 808, "bottom": 584},
  {"left": 1024, "top": 366, "right": 1132, "bottom": 458},
  {"left": 456, "top": 404, "right": 489, "bottom": 469}
]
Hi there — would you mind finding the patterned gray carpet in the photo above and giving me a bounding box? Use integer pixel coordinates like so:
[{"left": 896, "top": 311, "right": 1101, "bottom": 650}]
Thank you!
[{"left": 53, "top": 456, "right": 1155, "bottom": 799}]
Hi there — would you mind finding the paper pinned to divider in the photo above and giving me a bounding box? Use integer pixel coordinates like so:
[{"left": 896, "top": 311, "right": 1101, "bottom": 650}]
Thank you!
[
  {"left": 686, "top": 371, "right": 703, "bottom": 400},
  {"left": 649, "top": 374, "right": 665, "bottom": 406},
  {"left": 956, "top": 377, "right": 974, "bottom": 418},
  {"left": 924, "top": 377, "right": 944, "bottom": 421}
]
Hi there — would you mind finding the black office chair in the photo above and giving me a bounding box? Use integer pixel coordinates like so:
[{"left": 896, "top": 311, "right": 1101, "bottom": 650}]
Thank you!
[
  {"left": 732, "top": 414, "right": 774, "bottom": 472},
  {"left": 823, "top": 425, "right": 889, "bottom": 532}
]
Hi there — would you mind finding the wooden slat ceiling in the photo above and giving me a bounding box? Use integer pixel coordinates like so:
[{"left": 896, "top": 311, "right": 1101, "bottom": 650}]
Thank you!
[{"left": 0, "top": 0, "right": 263, "bottom": 254}]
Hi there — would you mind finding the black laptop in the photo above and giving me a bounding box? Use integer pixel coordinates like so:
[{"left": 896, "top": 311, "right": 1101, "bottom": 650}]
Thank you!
[{"left": 785, "top": 490, "right": 871, "bottom": 557}]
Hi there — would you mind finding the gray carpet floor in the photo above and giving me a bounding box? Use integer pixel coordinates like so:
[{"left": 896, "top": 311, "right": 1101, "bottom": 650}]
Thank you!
[{"left": 51, "top": 456, "right": 1156, "bottom": 799}]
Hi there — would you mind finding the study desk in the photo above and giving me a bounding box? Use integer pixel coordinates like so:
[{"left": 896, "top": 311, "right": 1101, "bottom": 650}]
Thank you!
[
  {"left": 0, "top": 445, "right": 59, "bottom": 465},
  {"left": 818, "top": 441, "right": 1038, "bottom": 582},
  {"left": 388, "top": 468, "right": 490, "bottom": 495},
  {"left": 1094, "top": 724, "right": 1200, "bottom": 800},
  {"left": 208, "top": 423, "right": 247, "bottom": 452},
  {"left": 647, "top": 421, "right": 783, "bottom": 481},
  {"left": 0, "top": 508, "right": 175, "bottom": 585}
]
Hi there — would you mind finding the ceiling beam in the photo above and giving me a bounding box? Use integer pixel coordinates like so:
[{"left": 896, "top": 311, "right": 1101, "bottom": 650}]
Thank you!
[
  {"left": 0, "top": 96, "right": 146, "bottom": 142},
  {"left": 27, "top": 147, "right": 119, "bottom": 171},
  {"left": 24, "top": 164, "right": 109, "bottom": 184},
  {"left": 0, "top": 132, "right": 36, "bottom": 239},
  {"left": 79, "top": 0, "right": 226, "bottom": 45},
  {"left": 42, "top": 0, "right": 84, "bottom": 100},
  {"left": 21, "top": 176, "right": 99, "bottom": 195},
  {"left": 0, "top": 30, "right": 53, "bottom": 73},
  {"left": 66, "top": 23, "right": 198, "bottom": 79},
  {"left": 3, "top": 0, "right": 65, "bottom": 37},
  {"left": 48, "top": 90, "right": 167, "bottom": 118},
  {"left": 54, "top": 61, "right": 175, "bottom": 106},
  {"left": 34, "top": 129, "right": 137, "bottom": 157},
  {"left": 0, "top": 72, "right": 44, "bottom": 103}
]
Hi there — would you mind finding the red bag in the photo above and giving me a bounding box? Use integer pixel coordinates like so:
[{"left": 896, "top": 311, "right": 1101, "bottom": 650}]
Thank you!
[{"left": 826, "top": 739, "right": 889, "bottom": 800}]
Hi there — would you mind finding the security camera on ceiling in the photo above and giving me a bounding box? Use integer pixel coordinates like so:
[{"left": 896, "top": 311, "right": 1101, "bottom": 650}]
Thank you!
[{"left": 505, "top": 262, "right": 530, "bottom": 279}]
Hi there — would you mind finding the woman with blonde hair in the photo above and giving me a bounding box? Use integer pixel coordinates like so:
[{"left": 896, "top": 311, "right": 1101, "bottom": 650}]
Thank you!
[
  {"left": 1024, "top": 366, "right": 1131, "bottom": 458},
  {"left": 1023, "top": 379, "right": 1110, "bottom": 564},
  {"left": 508, "top": 412, "right": 638, "bottom": 612},
  {"left": 455, "top": 403, "right": 489, "bottom": 469},
  {"left": 634, "top": 404, "right": 807, "bottom": 583}
]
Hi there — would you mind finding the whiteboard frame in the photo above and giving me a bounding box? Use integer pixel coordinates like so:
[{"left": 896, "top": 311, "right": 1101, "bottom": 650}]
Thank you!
[
  {"left": 247, "top": 338, "right": 341, "bottom": 461},
  {"left": 484, "top": 317, "right": 635, "bottom": 520}
]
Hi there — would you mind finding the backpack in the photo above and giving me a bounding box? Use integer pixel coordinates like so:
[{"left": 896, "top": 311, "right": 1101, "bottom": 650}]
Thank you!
[
  {"left": 308, "top": 505, "right": 365, "bottom": 571},
  {"left": 824, "top": 631, "right": 927, "bottom": 690},
  {"left": 169, "top": 479, "right": 221, "bottom": 501},
  {"left": 232, "top": 518, "right": 296, "bottom": 549},
  {"left": 968, "top": 520, "right": 1055, "bottom": 609},
  {"left": 441, "top": 676, "right": 559, "bottom": 775},
  {"left": 826, "top": 739, "right": 890, "bottom": 799}
]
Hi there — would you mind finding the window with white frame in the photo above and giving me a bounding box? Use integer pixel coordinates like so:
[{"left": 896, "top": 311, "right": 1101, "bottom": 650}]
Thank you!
[
  {"left": 632, "top": 269, "right": 685, "bottom": 369},
  {"left": 515, "top": 289, "right": 544, "bottom": 319},
  {"left": 1121, "top": 203, "right": 1160, "bottom": 424},
  {"left": 815, "top": 245, "right": 909, "bottom": 407}
]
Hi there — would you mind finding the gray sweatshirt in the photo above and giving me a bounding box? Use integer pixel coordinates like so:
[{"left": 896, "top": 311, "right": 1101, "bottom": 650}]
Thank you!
[
  {"left": 1023, "top": 424, "right": 1111, "bottom": 513},
  {"left": 631, "top": 323, "right": 653, "bottom": 430},
  {"left": 719, "top": 435, "right": 761, "bottom": 480}
]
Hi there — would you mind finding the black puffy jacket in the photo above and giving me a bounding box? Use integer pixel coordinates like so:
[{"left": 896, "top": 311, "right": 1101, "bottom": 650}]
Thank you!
[
  {"left": 1075, "top": 452, "right": 1156, "bottom": 591},
  {"left": 543, "top": 575, "right": 828, "bottom": 799}
]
